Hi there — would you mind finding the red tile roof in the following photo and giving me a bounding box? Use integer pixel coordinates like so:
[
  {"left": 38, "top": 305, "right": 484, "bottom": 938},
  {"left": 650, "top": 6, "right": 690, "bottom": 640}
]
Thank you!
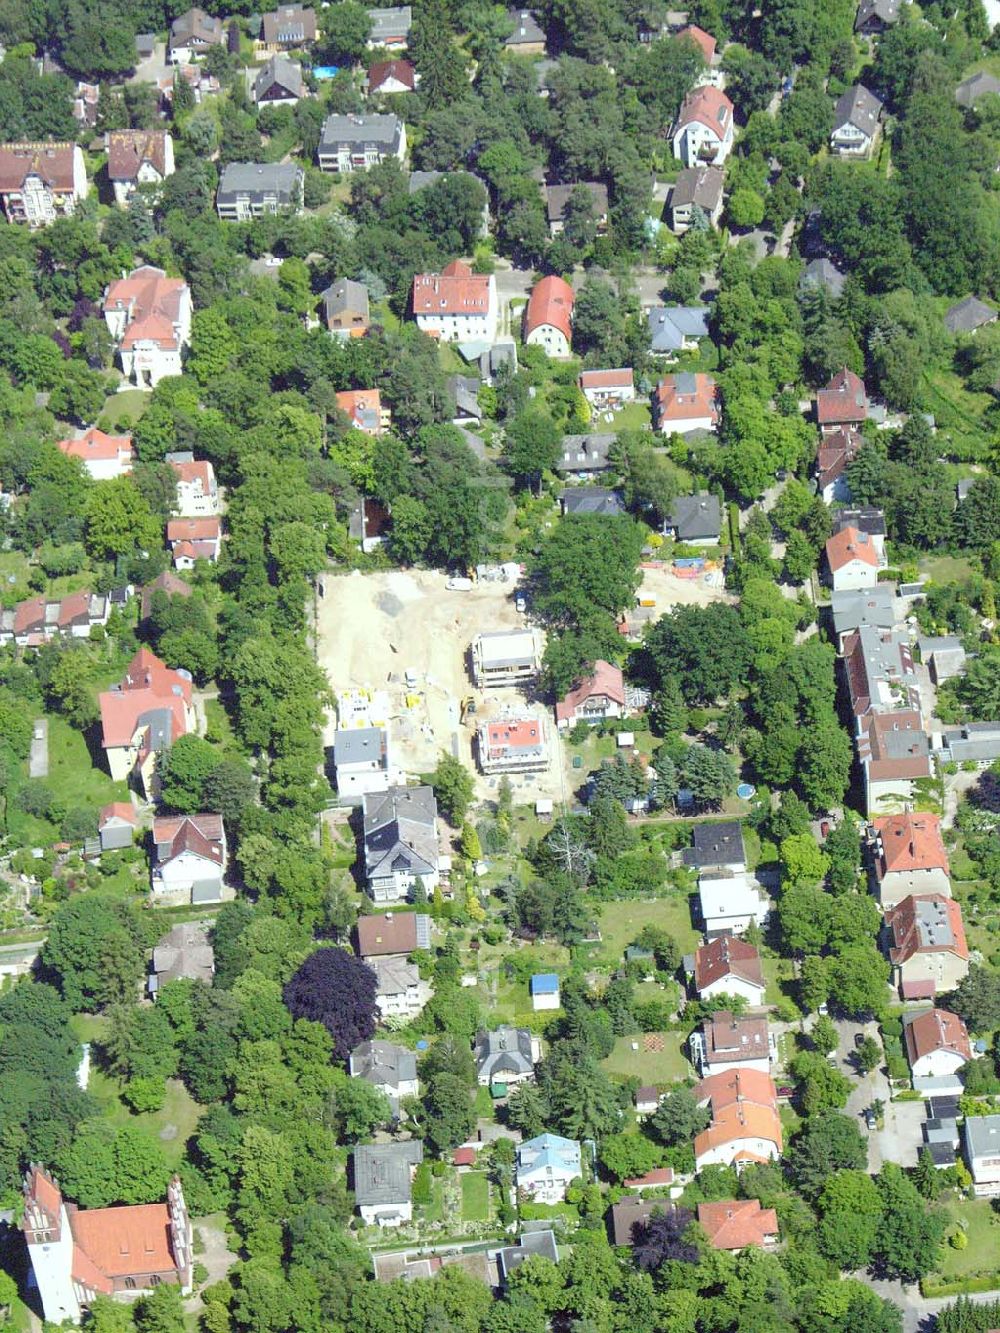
[
  {"left": 57, "top": 427, "right": 133, "bottom": 465},
  {"left": 873, "top": 812, "right": 949, "bottom": 877},
  {"left": 905, "top": 1008, "right": 971, "bottom": 1065},
  {"left": 556, "top": 659, "right": 625, "bottom": 723},
  {"left": 817, "top": 426, "right": 862, "bottom": 490},
  {"left": 675, "top": 86, "right": 733, "bottom": 140},
  {"left": 0, "top": 141, "right": 77, "bottom": 191},
  {"left": 103, "top": 266, "right": 187, "bottom": 352},
  {"left": 485, "top": 718, "right": 543, "bottom": 750},
  {"left": 702, "top": 1011, "right": 770, "bottom": 1063},
  {"left": 887, "top": 894, "right": 968, "bottom": 964},
  {"left": 694, "top": 1101, "right": 783, "bottom": 1158},
  {"left": 99, "top": 801, "right": 137, "bottom": 827},
  {"left": 356, "top": 911, "right": 423, "bottom": 956},
  {"left": 578, "top": 368, "right": 633, "bottom": 391},
  {"left": 697, "top": 1199, "right": 778, "bottom": 1251},
  {"left": 106, "top": 129, "right": 170, "bottom": 182},
  {"left": 816, "top": 366, "right": 867, "bottom": 426},
  {"left": 335, "top": 388, "right": 384, "bottom": 432},
  {"left": 169, "top": 457, "right": 214, "bottom": 490},
  {"left": 677, "top": 24, "right": 716, "bottom": 60},
  {"left": 70, "top": 1204, "right": 176, "bottom": 1281},
  {"left": 369, "top": 58, "right": 415, "bottom": 90},
  {"left": 825, "top": 525, "right": 879, "bottom": 572},
  {"left": 694, "top": 1067, "right": 777, "bottom": 1114},
  {"left": 653, "top": 373, "right": 719, "bottom": 426},
  {"left": 624, "top": 1166, "right": 674, "bottom": 1189},
  {"left": 693, "top": 936, "right": 764, "bottom": 994},
  {"left": 153, "top": 814, "right": 225, "bottom": 866},
  {"left": 452, "top": 1146, "right": 477, "bottom": 1165},
  {"left": 141, "top": 571, "right": 192, "bottom": 619},
  {"left": 525, "top": 274, "right": 574, "bottom": 342},
  {"left": 98, "top": 648, "right": 191, "bottom": 749},
  {"left": 412, "top": 261, "right": 492, "bottom": 317},
  {"left": 166, "top": 517, "right": 221, "bottom": 544}
]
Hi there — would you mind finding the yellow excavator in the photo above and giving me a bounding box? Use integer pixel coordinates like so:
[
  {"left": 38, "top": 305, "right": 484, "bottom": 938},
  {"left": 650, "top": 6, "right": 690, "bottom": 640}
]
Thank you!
[{"left": 460, "top": 696, "right": 477, "bottom": 724}]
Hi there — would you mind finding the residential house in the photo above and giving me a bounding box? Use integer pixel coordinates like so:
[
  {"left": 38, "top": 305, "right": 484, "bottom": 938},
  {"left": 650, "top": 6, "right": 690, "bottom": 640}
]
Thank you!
[
  {"left": 683, "top": 820, "right": 746, "bottom": 873},
  {"left": 698, "top": 872, "right": 770, "bottom": 938},
  {"left": 692, "top": 936, "right": 766, "bottom": 1005},
  {"left": 98, "top": 648, "right": 195, "bottom": 797},
  {"left": 557, "top": 433, "right": 614, "bottom": 477},
  {"left": 318, "top": 113, "right": 406, "bottom": 172},
  {"left": 816, "top": 425, "right": 863, "bottom": 502},
  {"left": 800, "top": 257, "right": 846, "bottom": 298},
  {"left": 693, "top": 1075, "right": 782, "bottom": 1170},
  {"left": 885, "top": 894, "right": 969, "bottom": 1000},
  {"left": 856, "top": 709, "right": 933, "bottom": 817},
  {"left": 168, "top": 7, "right": 224, "bottom": 61},
  {"left": 824, "top": 526, "right": 883, "bottom": 592},
  {"left": 335, "top": 387, "right": 390, "bottom": 435},
  {"left": 57, "top": 427, "right": 133, "bottom": 480},
  {"left": 555, "top": 659, "right": 625, "bottom": 728},
  {"left": 367, "top": 5, "right": 413, "bottom": 49},
  {"left": 106, "top": 130, "right": 174, "bottom": 206},
  {"left": 667, "top": 492, "right": 722, "bottom": 545},
  {"left": 937, "top": 721, "right": 1000, "bottom": 765},
  {"left": 149, "top": 920, "right": 215, "bottom": 997},
  {"left": 545, "top": 181, "right": 608, "bottom": 236},
  {"left": 167, "top": 453, "right": 219, "bottom": 517},
  {"left": 516, "top": 1133, "right": 581, "bottom": 1203},
  {"left": 919, "top": 635, "right": 967, "bottom": 684},
  {"left": 167, "top": 516, "right": 222, "bottom": 569},
  {"left": 0, "top": 142, "right": 87, "bottom": 225},
  {"left": 471, "top": 627, "right": 542, "bottom": 687},
  {"left": 216, "top": 162, "right": 303, "bottom": 219},
  {"left": 408, "top": 169, "right": 490, "bottom": 237},
  {"left": 653, "top": 372, "right": 719, "bottom": 435},
  {"left": 257, "top": 5, "right": 317, "bottom": 51},
  {"left": 956, "top": 71, "right": 1000, "bottom": 109},
  {"left": 854, "top": 0, "right": 902, "bottom": 35},
  {"left": 816, "top": 366, "right": 867, "bottom": 434},
  {"left": 350, "top": 1039, "right": 419, "bottom": 1115},
  {"left": 98, "top": 802, "right": 138, "bottom": 852},
  {"left": 356, "top": 909, "right": 432, "bottom": 957},
  {"left": 0, "top": 590, "right": 119, "bottom": 648},
  {"left": 690, "top": 1011, "right": 773, "bottom": 1077},
  {"left": 836, "top": 505, "right": 887, "bottom": 553},
  {"left": 72, "top": 83, "right": 100, "bottom": 128},
  {"left": 697, "top": 1199, "right": 779, "bottom": 1251},
  {"left": 368, "top": 955, "right": 431, "bottom": 1018},
  {"left": 579, "top": 368, "right": 635, "bottom": 410},
  {"left": 944, "top": 296, "right": 997, "bottom": 336},
  {"left": 253, "top": 53, "right": 305, "bottom": 104},
  {"left": 322, "top": 278, "right": 370, "bottom": 337},
  {"left": 964, "top": 1114, "right": 1000, "bottom": 1197},
  {"left": 669, "top": 165, "right": 724, "bottom": 231},
  {"left": 140, "top": 570, "right": 192, "bottom": 621},
  {"left": 448, "top": 375, "right": 482, "bottom": 424},
  {"left": 506, "top": 8, "right": 546, "bottom": 52},
  {"left": 829, "top": 585, "right": 898, "bottom": 646},
  {"left": 334, "top": 726, "right": 395, "bottom": 799},
  {"left": 412, "top": 261, "right": 498, "bottom": 343},
  {"left": 524, "top": 274, "right": 574, "bottom": 357},
  {"left": 870, "top": 812, "right": 951, "bottom": 905},
  {"left": 842, "top": 626, "right": 919, "bottom": 717},
  {"left": 635, "top": 1086, "right": 662, "bottom": 1116},
  {"left": 831, "top": 85, "right": 882, "bottom": 157},
  {"left": 474, "top": 1026, "right": 540, "bottom": 1088},
  {"left": 624, "top": 1166, "right": 676, "bottom": 1192},
  {"left": 672, "top": 87, "right": 734, "bottom": 167},
  {"left": 904, "top": 1008, "right": 972, "bottom": 1087},
  {"left": 22, "top": 1166, "right": 192, "bottom": 1326},
  {"left": 477, "top": 716, "right": 548, "bottom": 774},
  {"left": 530, "top": 973, "right": 560, "bottom": 1010},
  {"left": 677, "top": 22, "right": 716, "bottom": 62},
  {"left": 152, "top": 813, "right": 227, "bottom": 904},
  {"left": 362, "top": 786, "right": 440, "bottom": 900},
  {"left": 647, "top": 306, "right": 711, "bottom": 357},
  {"left": 368, "top": 58, "right": 415, "bottom": 93},
  {"left": 352, "top": 1141, "right": 423, "bottom": 1225},
  {"left": 560, "top": 487, "right": 626, "bottom": 517},
  {"left": 103, "top": 265, "right": 192, "bottom": 388},
  {"left": 610, "top": 1197, "right": 672, "bottom": 1247}
]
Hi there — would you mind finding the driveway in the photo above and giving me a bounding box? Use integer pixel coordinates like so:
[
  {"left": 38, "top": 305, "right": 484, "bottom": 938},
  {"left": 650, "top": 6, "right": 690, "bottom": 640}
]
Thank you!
[
  {"left": 861, "top": 1276, "right": 1000, "bottom": 1333},
  {"left": 28, "top": 718, "right": 48, "bottom": 779},
  {"left": 130, "top": 39, "right": 170, "bottom": 88},
  {"left": 876, "top": 1097, "right": 925, "bottom": 1170},
  {"left": 835, "top": 1019, "right": 891, "bottom": 1171}
]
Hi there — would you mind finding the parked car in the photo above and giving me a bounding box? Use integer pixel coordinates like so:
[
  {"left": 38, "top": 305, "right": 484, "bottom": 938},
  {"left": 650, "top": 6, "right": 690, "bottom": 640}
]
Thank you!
[{"left": 863, "top": 1108, "right": 877, "bottom": 1130}]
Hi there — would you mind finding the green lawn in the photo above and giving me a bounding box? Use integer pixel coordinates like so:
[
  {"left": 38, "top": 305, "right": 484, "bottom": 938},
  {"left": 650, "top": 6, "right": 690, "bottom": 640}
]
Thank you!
[
  {"left": 8, "top": 714, "right": 129, "bottom": 847},
  {"left": 88, "top": 1074, "right": 204, "bottom": 1169},
  {"left": 762, "top": 955, "right": 798, "bottom": 1008},
  {"left": 937, "top": 1197, "right": 1000, "bottom": 1279},
  {"left": 585, "top": 895, "right": 700, "bottom": 968},
  {"left": 918, "top": 554, "right": 978, "bottom": 585},
  {"left": 97, "top": 388, "right": 150, "bottom": 432},
  {"left": 607, "top": 400, "right": 652, "bottom": 432},
  {"left": 460, "top": 1171, "right": 490, "bottom": 1222},
  {"left": 0, "top": 549, "right": 33, "bottom": 604},
  {"left": 601, "top": 1032, "right": 693, "bottom": 1084}
]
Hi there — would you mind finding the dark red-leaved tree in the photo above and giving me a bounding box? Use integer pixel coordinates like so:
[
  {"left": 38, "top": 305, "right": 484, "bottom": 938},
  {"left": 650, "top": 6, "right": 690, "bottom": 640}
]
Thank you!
[
  {"left": 283, "top": 947, "right": 378, "bottom": 1062},
  {"left": 633, "top": 1208, "right": 698, "bottom": 1269}
]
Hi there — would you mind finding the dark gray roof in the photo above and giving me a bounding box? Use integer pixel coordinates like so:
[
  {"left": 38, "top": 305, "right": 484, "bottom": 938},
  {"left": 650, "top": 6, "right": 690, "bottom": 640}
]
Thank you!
[
  {"left": 560, "top": 487, "right": 626, "bottom": 517},
  {"left": 833, "top": 84, "right": 882, "bottom": 136},
  {"left": 836, "top": 506, "right": 886, "bottom": 537},
  {"left": 558, "top": 433, "right": 614, "bottom": 474},
  {"left": 254, "top": 52, "right": 304, "bottom": 99},
  {"left": 368, "top": 5, "right": 412, "bottom": 41},
  {"left": 683, "top": 820, "right": 745, "bottom": 868},
  {"left": 448, "top": 374, "right": 481, "bottom": 419},
  {"left": 944, "top": 296, "right": 997, "bottom": 334},
  {"left": 320, "top": 113, "right": 404, "bottom": 153},
  {"left": 964, "top": 1114, "right": 1000, "bottom": 1160},
  {"left": 800, "top": 258, "right": 846, "bottom": 298},
  {"left": 497, "top": 1229, "right": 558, "bottom": 1280},
  {"left": 855, "top": 0, "right": 900, "bottom": 28},
  {"left": 506, "top": 8, "right": 546, "bottom": 45},
  {"left": 480, "top": 339, "right": 517, "bottom": 380},
  {"left": 670, "top": 165, "right": 724, "bottom": 212},
  {"left": 364, "top": 785, "right": 438, "bottom": 880},
  {"left": 335, "top": 726, "right": 386, "bottom": 767},
  {"left": 648, "top": 307, "right": 710, "bottom": 353},
  {"left": 829, "top": 584, "right": 897, "bottom": 637},
  {"left": 956, "top": 71, "right": 1000, "bottom": 108},
  {"left": 152, "top": 921, "right": 214, "bottom": 985},
  {"left": 136, "top": 707, "right": 173, "bottom": 752},
  {"left": 217, "top": 162, "right": 303, "bottom": 207},
  {"left": 322, "top": 277, "right": 370, "bottom": 323},
  {"left": 352, "top": 1140, "right": 423, "bottom": 1207},
  {"left": 135, "top": 32, "right": 156, "bottom": 55},
  {"left": 546, "top": 181, "right": 608, "bottom": 225},
  {"left": 475, "top": 1026, "right": 535, "bottom": 1081},
  {"left": 670, "top": 492, "right": 721, "bottom": 541},
  {"left": 350, "top": 1039, "right": 417, "bottom": 1086}
]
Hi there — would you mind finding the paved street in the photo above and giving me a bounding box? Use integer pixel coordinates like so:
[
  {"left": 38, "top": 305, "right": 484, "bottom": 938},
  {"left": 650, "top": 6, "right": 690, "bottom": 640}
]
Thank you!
[{"left": 863, "top": 1276, "right": 1000, "bottom": 1332}]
